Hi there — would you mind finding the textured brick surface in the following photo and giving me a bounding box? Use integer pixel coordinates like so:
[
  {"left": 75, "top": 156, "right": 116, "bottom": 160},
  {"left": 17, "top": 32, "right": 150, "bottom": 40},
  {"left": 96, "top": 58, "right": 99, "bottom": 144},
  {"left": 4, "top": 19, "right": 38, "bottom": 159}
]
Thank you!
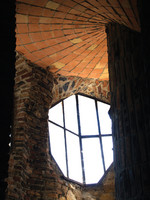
[
  {"left": 3, "top": 0, "right": 150, "bottom": 199},
  {"left": 52, "top": 73, "right": 110, "bottom": 106},
  {"left": 107, "top": 22, "right": 150, "bottom": 200},
  {"left": 6, "top": 53, "right": 114, "bottom": 200},
  {"left": 15, "top": 0, "right": 140, "bottom": 80}
]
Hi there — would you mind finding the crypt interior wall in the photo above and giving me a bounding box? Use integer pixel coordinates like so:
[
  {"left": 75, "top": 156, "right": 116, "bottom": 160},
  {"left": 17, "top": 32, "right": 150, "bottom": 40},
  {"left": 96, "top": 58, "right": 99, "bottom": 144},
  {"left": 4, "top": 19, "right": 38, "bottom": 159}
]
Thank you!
[
  {"left": 1, "top": 1, "right": 150, "bottom": 200},
  {"left": 5, "top": 53, "right": 115, "bottom": 200},
  {"left": 107, "top": 21, "right": 150, "bottom": 199}
]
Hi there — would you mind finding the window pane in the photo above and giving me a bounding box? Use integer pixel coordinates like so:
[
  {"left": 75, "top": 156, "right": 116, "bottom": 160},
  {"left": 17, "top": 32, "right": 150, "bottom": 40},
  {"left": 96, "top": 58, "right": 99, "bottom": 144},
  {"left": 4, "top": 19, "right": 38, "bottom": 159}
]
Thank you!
[
  {"left": 64, "top": 95, "right": 78, "bottom": 134},
  {"left": 98, "top": 102, "right": 112, "bottom": 134},
  {"left": 66, "top": 132, "right": 82, "bottom": 183},
  {"left": 48, "top": 102, "right": 63, "bottom": 126},
  {"left": 82, "top": 138, "right": 104, "bottom": 184},
  {"left": 78, "top": 95, "right": 98, "bottom": 135},
  {"left": 48, "top": 123, "right": 67, "bottom": 176},
  {"left": 102, "top": 136, "right": 113, "bottom": 170}
]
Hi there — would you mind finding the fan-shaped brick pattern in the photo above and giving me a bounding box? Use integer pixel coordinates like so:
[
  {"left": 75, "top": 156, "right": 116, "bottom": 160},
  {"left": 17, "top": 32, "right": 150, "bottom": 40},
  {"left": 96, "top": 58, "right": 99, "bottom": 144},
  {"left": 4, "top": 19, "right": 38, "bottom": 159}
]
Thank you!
[{"left": 16, "top": 0, "right": 140, "bottom": 80}]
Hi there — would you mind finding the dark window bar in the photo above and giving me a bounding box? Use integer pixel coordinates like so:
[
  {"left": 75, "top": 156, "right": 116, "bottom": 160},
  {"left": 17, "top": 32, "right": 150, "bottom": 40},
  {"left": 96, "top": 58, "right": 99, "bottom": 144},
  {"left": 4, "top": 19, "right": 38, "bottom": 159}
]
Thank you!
[
  {"left": 76, "top": 94, "right": 86, "bottom": 184},
  {"left": 48, "top": 120, "right": 112, "bottom": 138},
  {"left": 62, "top": 100, "right": 69, "bottom": 178},
  {"left": 95, "top": 99, "right": 106, "bottom": 172},
  {"left": 48, "top": 120, "right": 78, "bottom": 136}
]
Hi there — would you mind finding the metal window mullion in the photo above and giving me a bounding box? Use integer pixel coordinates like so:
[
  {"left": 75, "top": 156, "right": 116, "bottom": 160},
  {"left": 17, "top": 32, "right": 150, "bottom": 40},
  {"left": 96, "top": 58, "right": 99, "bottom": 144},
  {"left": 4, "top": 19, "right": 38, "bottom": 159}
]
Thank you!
[
  {"left": 76, "top": 94, "right": 86, "bottom": 184},
  {"left": 48, "top": 121, "right": 52, "bottom": 156},
  {"left": 95, "top": 100, "right": 106, "bottom": 172},
  {"left": 81, "top": 135, "right": 99, "bottom": 139},
  {"left": 48, "top": 120, "right": 78, "bottom": 136},
  {"left": 62, "top": 100, "right": 69, "bottom": 178}
]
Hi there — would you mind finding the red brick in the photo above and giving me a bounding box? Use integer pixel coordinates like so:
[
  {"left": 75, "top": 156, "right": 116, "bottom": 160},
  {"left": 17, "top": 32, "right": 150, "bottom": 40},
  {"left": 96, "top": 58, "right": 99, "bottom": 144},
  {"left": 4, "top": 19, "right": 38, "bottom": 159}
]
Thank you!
[
  {"left": 30, "top": 32, "right": 43, "bottom": 42},
  {"left": 17, "top": 24, "right": 28, "bottom": 34},
  {"left": 53, "top": 44, "right": 65, "bottom": 52},
  {"left": 54, "top": 11, "right": 66, "bottom": 19},
  {"left": 51, "top": 24, "right": 62, "bottom": 30},
  {"left": 57, "top": 5, "right": 70, "bottom": 13},
  {"left": 50, "top": 53, "right": 64, "bottom": 61},
  {"left": 61, "top": 41, "right": 72, "bottom": 48},
  {"left": 42, "top": 47, "right": 57, "bottom": 56},
  {"left": 81, "top": 68, "right": 93, "bottom": 74},
  {"left": 68, "top": 71, "right": 79, "bottom": 76},
  {"left": 35, "top": 41, "right": 49, "bottom": 49},
  {"left": 35, "top": 60, "right": 47, "bottom": 68},
  {"left": 42, "top": 8, "right": 55, "bottom": 17},
  {"left": 88, "top": 73, "right": 100, "bottom": 79},
  {"left": 73, "top": 48, "right": 85, "bottom": 55},
  {"left": 52, "top": 30, "right": 64, "bottom": 38},
  {"left": 28, "top": 5, "right": 43, "bottom": 16},
  {"left": 45, "top": 39, "right": 58, "bottom": 47},
  {"left": 17, "top": 69, "right": 28, "bottom": 76},
  {"left": 18, "top": 34, "right": 32, "bottom": 44},
  {"left": 62, "top": 64, "right": 75, "bottom": 71},
  {"left": 76, "top": 62, "right": 88, "bottom": 69},
  {"left": 59, "top": 53, "right": 77, "bottom": 64},
  {"left": 52, "top": 18, "right": 64, "bottom": 24},
  {"left": 92, "top": 68, "right": 103, "bottom": 74},
  {"left": 32, "top": 51, "right": 45, "bottom": 59},
  {"left": 86, "top": 63, "right": 95, "bottom": 69},
  {"left": 63, "top": 24, "right": 75, "bottom": 29},
  {"left": 16, "top": 0, "right": 47, "bottom": 7},
  {"left": 42, "top": 48, "right": 58, "bottom": 57},
  {"left": 16, "top": 3, "right": 30, "bottom": 15},
  {"left": 16, "top": 36, "right": 22, "bottom": 46},
  {"left": 70, "top": 67, "right": 82, "bottom": 73},
  {"left": 55, "top": 37, "right": 67, "bottom": 43},
  {"left": 25, "top": 43, "right": 38, "bottom": 52},
  {"left": 39, "top": 24, "right": 50, "bottom": 32},
  {"left": 74, "top": 4, "right": 86, "bottom": 12},
  {"left": 62, "top": 0, "right": 76, "bottom": 7},
  {"left": 57, "top": 70, "right": 70, "bottom": 76},
  {"left": 41, "top": 31, "right": 53, "bottom": 40},
  {"left": 29, "top": 24, "right": 40, "bottom": 32},
  {"left": 21, "top": 72, "right": 32, "bottom": 79},
  {"left": 79, "top": 73, "right": 89, "bottom": 78},
  {"left": 23, "top": 52, "right": 38, "bottom": 62},
  {"left": 50, "top": 66, "right": 59, "bottom": 73},
  {"left": 63, "top": 29, "right": 75, "bottom": 35},
  {"left": 28, "top": 16, "right": 40, "bottom": 23},
  {"left": 69, "top": 59, "right": 80, "bottom": 69},
  {"left": 40, "top": 56, "right": 54, "bottom": 65}
]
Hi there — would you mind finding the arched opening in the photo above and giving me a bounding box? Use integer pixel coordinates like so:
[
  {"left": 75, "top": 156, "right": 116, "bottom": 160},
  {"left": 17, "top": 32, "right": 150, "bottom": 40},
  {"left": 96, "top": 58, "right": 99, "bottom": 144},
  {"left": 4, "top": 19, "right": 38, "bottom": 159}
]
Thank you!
[{"left": 48, "top": 94, "right": 113, "bottom": 184}]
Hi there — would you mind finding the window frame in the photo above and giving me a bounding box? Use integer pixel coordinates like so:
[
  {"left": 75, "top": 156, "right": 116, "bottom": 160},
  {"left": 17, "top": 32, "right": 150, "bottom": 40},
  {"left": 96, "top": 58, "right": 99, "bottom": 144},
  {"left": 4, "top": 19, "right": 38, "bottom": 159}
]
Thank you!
[{"left": 48, "top": 93, "right": 113, "bottom": 185}]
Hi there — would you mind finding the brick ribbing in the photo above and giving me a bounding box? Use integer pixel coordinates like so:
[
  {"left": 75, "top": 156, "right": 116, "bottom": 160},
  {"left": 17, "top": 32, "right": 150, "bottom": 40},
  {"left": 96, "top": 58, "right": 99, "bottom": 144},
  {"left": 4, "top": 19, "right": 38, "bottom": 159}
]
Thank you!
[{"left": 15, "top": 0, "right": 140, "bottom": 80}]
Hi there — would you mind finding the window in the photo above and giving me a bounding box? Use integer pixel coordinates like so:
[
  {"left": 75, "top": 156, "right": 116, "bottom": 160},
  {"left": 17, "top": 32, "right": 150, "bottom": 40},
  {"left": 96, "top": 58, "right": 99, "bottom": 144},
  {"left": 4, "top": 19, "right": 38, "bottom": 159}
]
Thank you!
[{"left": 48, "top": 94, "right": 113, "bottom": 184}]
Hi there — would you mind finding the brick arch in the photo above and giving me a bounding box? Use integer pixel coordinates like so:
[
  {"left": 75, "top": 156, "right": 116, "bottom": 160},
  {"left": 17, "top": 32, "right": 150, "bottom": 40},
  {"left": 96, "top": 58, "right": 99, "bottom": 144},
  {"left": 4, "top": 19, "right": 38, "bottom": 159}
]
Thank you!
[{"left": 51, "top": 73, "right": 110, "bottom": 106}]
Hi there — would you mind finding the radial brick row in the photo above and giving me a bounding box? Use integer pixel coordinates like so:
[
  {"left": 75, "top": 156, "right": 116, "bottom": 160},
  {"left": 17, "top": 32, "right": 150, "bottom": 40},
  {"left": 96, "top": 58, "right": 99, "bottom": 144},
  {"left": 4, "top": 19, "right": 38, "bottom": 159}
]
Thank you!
[{"left": 16, "top": 0, "right": 140, "bottom": 80}]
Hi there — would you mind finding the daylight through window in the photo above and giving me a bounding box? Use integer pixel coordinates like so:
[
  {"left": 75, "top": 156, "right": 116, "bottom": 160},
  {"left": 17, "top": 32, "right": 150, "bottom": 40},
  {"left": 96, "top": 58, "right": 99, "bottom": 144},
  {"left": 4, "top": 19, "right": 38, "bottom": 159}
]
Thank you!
[{"left": 48, "top": 94, "right": 113, "bottom": 184}]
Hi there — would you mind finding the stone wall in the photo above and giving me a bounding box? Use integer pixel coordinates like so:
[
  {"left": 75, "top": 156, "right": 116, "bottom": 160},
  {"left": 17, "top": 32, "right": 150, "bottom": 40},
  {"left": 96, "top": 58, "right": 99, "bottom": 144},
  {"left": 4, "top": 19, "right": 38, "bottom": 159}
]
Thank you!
[
  {"left": 6, "top": 53, "right": 55, "bottom": 199},
  {"left": 52, "top": 74, "right": 110, "bottom": 106},
  {"left": 82, "top": 165, "right": 115, "bottom": 200},
  {"left": 107, "top": 22, "right": 150, "bottom": 199},
  {"left": 6, "top": 53, "right": 115, "bottom": 200}
]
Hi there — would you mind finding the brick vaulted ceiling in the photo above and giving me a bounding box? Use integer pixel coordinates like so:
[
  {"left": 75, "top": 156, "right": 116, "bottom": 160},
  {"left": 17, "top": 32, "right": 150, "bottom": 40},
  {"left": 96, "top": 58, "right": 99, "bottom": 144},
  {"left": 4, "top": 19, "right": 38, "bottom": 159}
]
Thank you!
[{"left": 16, "top": 0, "right": 140, "bottom": 80}]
